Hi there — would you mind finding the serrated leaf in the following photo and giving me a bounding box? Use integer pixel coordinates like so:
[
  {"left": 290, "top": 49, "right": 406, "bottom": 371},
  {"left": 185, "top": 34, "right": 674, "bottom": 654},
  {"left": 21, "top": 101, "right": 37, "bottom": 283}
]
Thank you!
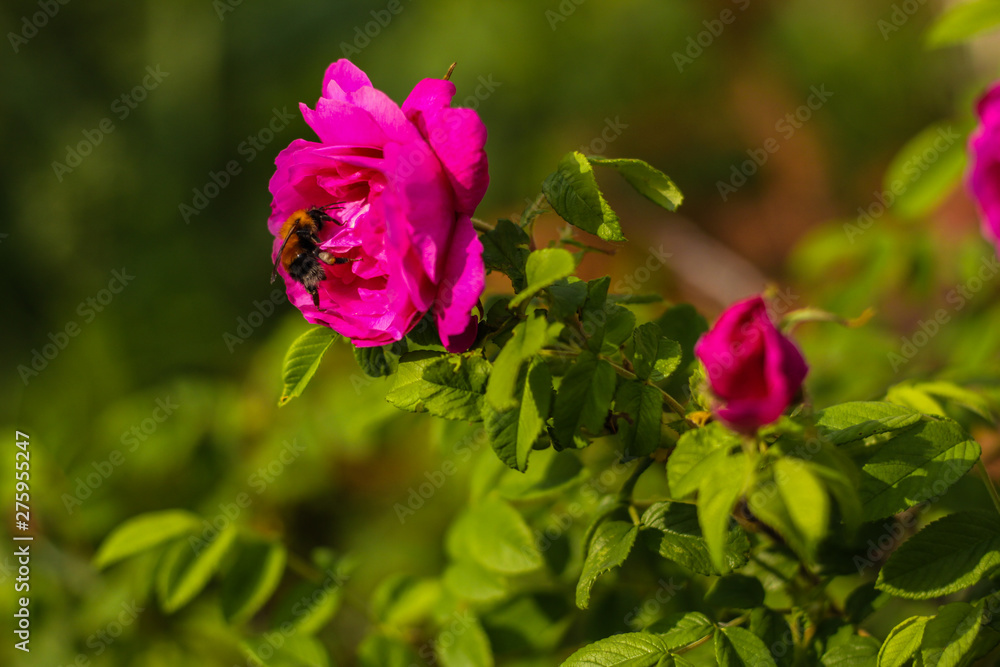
[
  {"left": 920, "top": 602, "right": 982, "bottom": 667},
  {"left": 547, "top": 277, "right": 590, "bottom": 320},
  {"left": 878, "top": 616, "right": 930, "bottom": 667},
  {"left": 641, "top": 502, "right": 750, "bottom": 575},
  {"left": 927, "top": 0, "right": 1000, "bottom": 47},
  {"left": 667, "top": 422, "right": 742, "bottom": 497},
  {"left": 715, "top": 626, "right": 777, "bottom": 667},
  {"left": 699, "top": 453, "right": 749, "bottom": 573},
  {"left": 704, "top": 574, "right": 765, "bottom": 610},
  {"left": 450, "top": 497, "right": 543, "bottom": 574},
  {"left": 629, "top": 322, "right": 682, "bottom": 382},
  {"left": 437, "top": 614, "right": 494, "bottom": 667},
  {"left": 552, "top": 351, "right": 616, "bottom": 448},
  {"left": 508, "top": 248, "right": 577, "bottom": 308},
  {"left": 877, "top": 511, "right": 1000, "bottom": 599},
  {"left": 94, "top": 510, "right": 202, "bottom": 568},
  {"left": 601, "top": 305, "right": 637, "bottom": 355},
  {"left": 589, "top": 157, "right": 684, "bottom": 211},
  {"left": 820, "top": 635, "right": 880, "bottom": 666},
  {"left": 486, "top": 312, "right": 558, "bottom": 410},
  {"left": 543, "top": 151, "right": 625, "bottom": 241},
  {"left": 616, "top": 380, "right": 664, "bottom": 457},
  {"left": 156, "top": 525, "right": 237, "bottom": 613},
  {"left": 645, "top": 611, "right": 715, "bottom": 649},
  {"left": 416, "top": 355, "right": 491, "bottom": 421},
  {"left": 576, "top": 519, "right": 639, "bottom": 609},
  {"left": 386, "top": 351, "right": 445, "bottom": 413},
  {"left": 354, "top": 339, "right": 408, "bottom": 378},
  {"left": 581, "top": 277, "right": 612, "bottom": 353},
  {"left": 750, "top": 607, "right": 794, "bottom": 667},
  {"left": 560, "top": 632, "right": 677, "bottom": 666},
  {"left": 881, "top": 123, "right": 966, "bottom": 220},
  {"left": 221, "top": 539, "right": 286, "bottom": 624},
  {"left": 484, "top": 357, "right": 552, "bottom": 471},
  {"left": 278, "top": 327, "right": 339, "bottom": 406},
  {"left": 481, "top": 219, "right": 531, "bottom": 292}
]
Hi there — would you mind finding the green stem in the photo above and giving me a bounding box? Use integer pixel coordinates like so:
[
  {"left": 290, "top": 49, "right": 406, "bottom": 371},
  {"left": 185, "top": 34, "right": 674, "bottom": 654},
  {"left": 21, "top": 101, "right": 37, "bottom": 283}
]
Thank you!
[
  {"left": 471, "top": 217, "right": 495, "bottom": 233},
  {"left": 977, "top": 458, "right": 1000, "bottom": 518},
  {"left": 604, "top": 359, "right": 694, "bottom": 427}
]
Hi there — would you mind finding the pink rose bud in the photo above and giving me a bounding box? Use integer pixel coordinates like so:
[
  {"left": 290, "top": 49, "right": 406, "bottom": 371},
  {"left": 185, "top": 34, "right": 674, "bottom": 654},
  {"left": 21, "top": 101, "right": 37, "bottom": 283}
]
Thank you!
[
  {"left": 694, "top": 295, "right": 808, "bottom": 433},
  {"left": 268, "top": 60, "right": 489, "bottom": 352},
  {"left": 968, "top": 81, "right": 1000, "bottom": 251}
]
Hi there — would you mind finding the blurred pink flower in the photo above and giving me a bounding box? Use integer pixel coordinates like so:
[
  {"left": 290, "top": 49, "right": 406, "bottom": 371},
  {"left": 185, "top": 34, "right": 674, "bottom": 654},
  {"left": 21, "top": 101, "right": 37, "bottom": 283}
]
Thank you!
[
  {"left": 969, "top": 82, "right": 1000, "bottom": 249},
  {"left": 694, "top": 295, "right": 808, "bottom": 433},
  {"left": 269, "top": 60, "right": 489, "bottom": 351}
]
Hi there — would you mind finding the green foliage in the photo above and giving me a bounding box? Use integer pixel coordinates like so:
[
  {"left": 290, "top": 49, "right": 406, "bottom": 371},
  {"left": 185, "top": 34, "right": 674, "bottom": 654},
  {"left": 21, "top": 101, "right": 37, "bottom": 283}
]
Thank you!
[
  {"left": 927, "top": 0, "right": 1000, "bottom": 47},
  {"left": 576, "top": 517, "right": 639, "bottom": 609},
  {"left": 543, "top": 151, "right": 626, "bottom": 242},
  {"left": 278, "top": 327, "right": 340, "bottom": 406},
  {"left": 588, "top": 156, "right": 685, "bottom": 211}
]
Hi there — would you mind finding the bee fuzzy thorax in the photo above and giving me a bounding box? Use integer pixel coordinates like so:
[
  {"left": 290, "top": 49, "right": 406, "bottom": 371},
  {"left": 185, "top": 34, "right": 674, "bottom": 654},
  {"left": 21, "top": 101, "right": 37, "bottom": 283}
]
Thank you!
[{"left": 271, "top": 205, "right": 355, "bottom": 308}]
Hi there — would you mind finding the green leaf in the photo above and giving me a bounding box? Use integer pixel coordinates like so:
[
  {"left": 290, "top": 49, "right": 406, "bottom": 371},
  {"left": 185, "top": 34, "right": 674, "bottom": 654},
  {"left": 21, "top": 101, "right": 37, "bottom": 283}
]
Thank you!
[
  {"left": 484, "top": 357, "right": 553, "bottom": 471},
  {"left": 481, "top": 219, "right": 531, "bottom": 292},
  {"left": 816, "top": 403, "right": 980, "bottom": 521},
  {"left": 156, "top": 525, "right": 237, "bottom": 613},
  {"left": 615, "top": 380, "right": 664, "bottom": 457},
  {"left": 272, "top": 568, "right": 348, "bottom": 635},
  {"left": 443, "top": 560, "right": 509, "bottom": 603},
  {"left": 242, "top": 635, "right": 330, "bottom": 667},
  {"left": 667, "top": 422, "right": 741, "bottom": 498},
  {"left": 645, "top": 611, "right": 715, "bottom": 649},
  {"left": 699, "top": 453, "right": 749, "bottom": 573},
  {"left": 576, "top": 519, "right": 639, "bottom": 609},
  {"left": 94, "top": 510, "right": 202, "bottom": 569},
  {"left": 641, "top": 502, "right": 750, "bottom": 575},
  {"left": 601, "top": 305, "right": 637, "bottom": 354},
  {"left": 844, "top": 582, "right": 886, "bottom": 625},
  {"left": 715, "top": 626, "right": 777, "bottom": 667},
  {"left": 358, "top": 634, "right": 421, "bottom": 667},
  {"left": 546, "top": 277, "right": 589, "bottom": 320},
  {"left": 508, "top": 248, "right": 577, "bottom": 308},
  {"left": 902, "top": 380, "right": 995, "bottom": 421},
  {"left": 449, "top": 497, "right": 543, "bottom": 574},
  {"left": 774, "top": 457, "right": 830, "bottom": 549},
  {"left": 704, "top": 574, "right": 765, "bottom": 610},
  {"left": 581, "top": 277, "right": 612, "bottom": 353},
  {"left": 589, "top": 157, "right": 684, "bottom": 211},
  {"left": 221, "top": 539, "right": 287, "bottom": 624},
  {"left": 552, "top": 351, "right": 616, "bottom": 448},
  {"left": 371, "top": 575, "right": 442, "bottom": 626},
  {"left": 628, "top": 322, "right": 682, "bottom": 382},
  {"left": 749, "top": 607, "right": 794, "bottom": 667},
  {"left": 437, "top": 614, "right": 494, "bottom": 667},
  {"left": 353, "top": 339, "right": 408, "bottom": 378},
  {"left": 877, "top": 511, "right": 1000, "bottom": 599},
  {"left": 560, "top": 632, "right": 677, "bottom": 666},
  {"left": 820, "top": 635, "right": 880, "bottom": 666},
  {"left": 878, "top": 616, "right": 930, "bottom": 667},
  {"left": 278, "top": 327, "right": 339, "bottom": 406},
  {"left": 927, "top": 0, "right": 1000, "bottom": 47},
  {"left": 386, "top": 351, "right": 445, "bottom": 413},
  {"left": 486, "top": 312, "right": 559, "bottom": 410},
  {"left": 920, "top": 602, "right": 982, "bottom": 667},
  {"left": 881, "top": 123, "right": 966, "bottom": 220},
  {"left": 543, "top": 151, "right": 625, "bottom": 241},
  {"left": 417, "top": 355, "right": 491, "bottom": 421},
  {"left": 496, "top": 448, "right": 588, "bottom": 501}
]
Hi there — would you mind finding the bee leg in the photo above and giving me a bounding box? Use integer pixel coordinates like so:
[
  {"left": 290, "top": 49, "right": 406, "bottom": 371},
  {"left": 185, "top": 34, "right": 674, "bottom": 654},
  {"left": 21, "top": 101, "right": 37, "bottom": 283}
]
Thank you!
[{"left": 318, "top": 251, "right": 359, "bottom": 265}]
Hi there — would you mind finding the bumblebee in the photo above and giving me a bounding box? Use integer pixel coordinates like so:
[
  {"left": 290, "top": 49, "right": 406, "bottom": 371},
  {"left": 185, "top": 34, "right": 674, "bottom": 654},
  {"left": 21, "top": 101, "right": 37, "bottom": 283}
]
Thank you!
[{"left": 271, "top": 205, "right": 354, "bottom": 307}]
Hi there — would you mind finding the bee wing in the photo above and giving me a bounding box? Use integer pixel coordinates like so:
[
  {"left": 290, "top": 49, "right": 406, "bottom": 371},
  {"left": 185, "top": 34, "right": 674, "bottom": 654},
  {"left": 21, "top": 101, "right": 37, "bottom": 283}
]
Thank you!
[{"left": 271, "top": 225, "right": 297, "bottom": 283}]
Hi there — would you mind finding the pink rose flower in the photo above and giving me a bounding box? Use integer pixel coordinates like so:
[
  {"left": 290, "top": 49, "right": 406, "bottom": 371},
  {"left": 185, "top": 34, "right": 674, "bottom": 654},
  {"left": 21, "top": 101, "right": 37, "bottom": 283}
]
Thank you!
[
  {"left": 969, "top": 82, "right": 1000, "bottom": 248},
  {"left": 694, "top": 295, "right": 808, "bottom": 433},
  {"left": 268, "top": 60, "right": 489, "bottom": 352}
]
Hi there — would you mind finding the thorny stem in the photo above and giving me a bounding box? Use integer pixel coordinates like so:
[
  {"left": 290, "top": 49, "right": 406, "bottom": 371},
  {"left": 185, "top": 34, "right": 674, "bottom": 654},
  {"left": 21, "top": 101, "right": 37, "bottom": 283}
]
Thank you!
[{"left": 977, "top": 458, "right": 1000, "bottom": 518}]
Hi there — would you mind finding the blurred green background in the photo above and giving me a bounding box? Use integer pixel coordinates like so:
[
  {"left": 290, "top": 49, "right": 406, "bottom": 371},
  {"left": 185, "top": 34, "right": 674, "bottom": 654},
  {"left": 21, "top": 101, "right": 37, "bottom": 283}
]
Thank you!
[{"left": 3, "top": 0, "right": 999, "bottom": 664}]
